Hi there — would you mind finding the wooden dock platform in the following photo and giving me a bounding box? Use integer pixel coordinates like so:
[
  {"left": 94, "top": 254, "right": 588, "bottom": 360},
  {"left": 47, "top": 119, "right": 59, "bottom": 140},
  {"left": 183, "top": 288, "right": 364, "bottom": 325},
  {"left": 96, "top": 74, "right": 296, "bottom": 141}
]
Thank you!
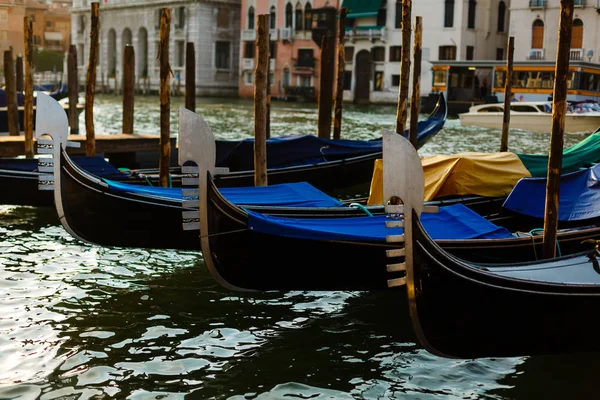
[{"left": 0, "top": 133, "right": 176, "bottom": 157}]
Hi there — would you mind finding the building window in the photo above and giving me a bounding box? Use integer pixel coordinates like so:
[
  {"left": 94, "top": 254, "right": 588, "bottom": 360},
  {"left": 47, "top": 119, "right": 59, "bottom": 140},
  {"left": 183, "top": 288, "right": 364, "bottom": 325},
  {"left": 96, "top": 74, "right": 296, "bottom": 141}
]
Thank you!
[
  {"left": 244, "top": 41, "right": 255, "bottom": 58},
  {"left": 304, "top": 3, "right": 312, "bottom": 31},
  {"left": 33, "top": 35, "right": 42, "bottom": 45},
  {"left": 78, "top": 44, "right": 85, "bottom": 65},
  {"left": 0, "top": 31, "right": 7, "bottom": 41},
  {"left": 372, "top": 46, "right": 385, "bottom": 62},
  {"left": 467, "top": 0, "right": 476, "bottom": 29},
  {"left": 217, "top": 8, "right": 230, "bottom": 29},
  {"left": 285, "top": 3, "right": 293, "bottom": 28},
  {"left": 78, "top": 15, "right": 85, "bottom": 32},
  {"left": 176, "top": 7, "right": 185, "bottom": 29},
  {"left": 0, "top": 10, "right": 7, "bottom": 21},
  {"left": 300, "top": 76, "right": 312, "bottom": 87},
  {"left": 283, "top": 68, "right": 290, "bottom": 86},
  {"left": 270, "top": 6, "right": 276, "bottom": 29},
  {"left": 395, "top": 0, "right": 401, "bottom": 28},
  {"left": 248, "top": 6, "right": 255, "bottom": 29},
  {"left": 531, "top": 19, "right": 544, "bottom": 49},
  {"left": 571, "top": 19, "right": 583, "bottom": 49},
  {"left": 389, "top": 46, "right": 401, "bottom": 62},
  {"left": 244, "top": 71, "right": 253, "bottom": 84},
  {"left": 376, "top": 3, "right": 386, "bottom": 26},
  {"left": 295, "top": 3, "right": 303, "bottom": 31},
  {"left": 343, "top": 71, "right": 352, "bottom": 90},
  {"left": 466, "top": 45, "right": 474, "bottom": 60},
  {"left": 374, "top": 71, "right": 384, "bottom": 91},
  {"left": 30, "top": 14, "right": 36, "bottom": 23},
  {"left": 297, "top": 49, "right": 314, "bottom": 67},
  {"left": 496, "top": 48, "right": 504, "bottom": 60},
  {"left": 177, "top": 41, "right": 185, "bottom": 67},
  {"left": 444, "top": 0, "right": 454, "bottom": 28},
  {"left": 269, "top": 42, "right": 276, "bottom": 58},
  {"left": 392, "top": 74, "right": 400, "bottom": 86},
  {"left": 497, "top": 1, "right": 506, "bottom": 32},
  {"left": 345, "top": 46, "right": 354, "bottom": 62},
  {"left": 45, "top": 20, "right": 52, "bottom": 28},
  {"left": 439, "top": 45, "right": 456, "bottom": 60},
  {"left": 215, "top": 41, "right": 230, "bottom": 69}
]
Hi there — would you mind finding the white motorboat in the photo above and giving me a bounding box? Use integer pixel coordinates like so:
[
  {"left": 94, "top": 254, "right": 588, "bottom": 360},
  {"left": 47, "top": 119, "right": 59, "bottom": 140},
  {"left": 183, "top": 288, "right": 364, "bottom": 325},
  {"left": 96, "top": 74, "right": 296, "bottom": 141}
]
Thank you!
[{"left": 458, "top": 100, "right": 600, "bottom": 134}]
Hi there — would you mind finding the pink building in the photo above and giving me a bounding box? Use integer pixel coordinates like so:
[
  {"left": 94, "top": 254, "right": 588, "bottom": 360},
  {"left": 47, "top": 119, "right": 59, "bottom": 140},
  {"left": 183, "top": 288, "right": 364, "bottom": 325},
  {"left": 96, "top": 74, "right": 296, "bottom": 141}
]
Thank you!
[{"left": 239, "top": 0, "right": 339, "bottom": 101}]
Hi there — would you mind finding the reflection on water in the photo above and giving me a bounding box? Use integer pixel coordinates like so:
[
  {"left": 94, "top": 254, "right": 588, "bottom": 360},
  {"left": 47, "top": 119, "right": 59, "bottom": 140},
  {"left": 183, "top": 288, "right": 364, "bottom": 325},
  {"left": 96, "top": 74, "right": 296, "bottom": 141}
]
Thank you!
[{"left": 0, "top": 96, "right": 595, "bottom": 398}]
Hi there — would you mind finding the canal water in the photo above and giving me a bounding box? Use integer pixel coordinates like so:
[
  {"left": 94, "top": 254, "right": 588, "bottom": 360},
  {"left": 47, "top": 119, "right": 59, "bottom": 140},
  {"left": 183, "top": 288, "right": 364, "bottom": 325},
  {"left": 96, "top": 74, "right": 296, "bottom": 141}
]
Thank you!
[{"left": 0, "top": 95, "right": 596, "bottom": 399}]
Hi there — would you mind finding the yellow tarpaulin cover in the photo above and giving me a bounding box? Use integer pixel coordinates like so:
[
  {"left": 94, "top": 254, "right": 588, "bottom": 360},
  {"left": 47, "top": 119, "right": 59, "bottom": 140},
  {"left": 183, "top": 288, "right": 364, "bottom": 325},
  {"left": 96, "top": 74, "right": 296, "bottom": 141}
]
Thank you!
[{"left": 367, "top": 152, "right": 532, "bottom": 204}]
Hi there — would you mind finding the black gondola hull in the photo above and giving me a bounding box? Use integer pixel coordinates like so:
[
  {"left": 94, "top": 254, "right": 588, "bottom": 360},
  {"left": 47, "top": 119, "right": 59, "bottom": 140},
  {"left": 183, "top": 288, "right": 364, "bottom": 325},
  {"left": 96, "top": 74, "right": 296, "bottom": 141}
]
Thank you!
[{"left": 409, "top": 210, "right": 600, "bottom": 358}]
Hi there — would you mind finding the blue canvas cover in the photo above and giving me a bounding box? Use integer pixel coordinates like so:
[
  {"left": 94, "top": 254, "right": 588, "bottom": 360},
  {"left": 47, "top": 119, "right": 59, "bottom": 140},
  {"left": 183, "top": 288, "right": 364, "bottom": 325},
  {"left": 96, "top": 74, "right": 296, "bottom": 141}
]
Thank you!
[
  {"left": 215, "top": 135, "right": 384, "bottom": 171},
  {"left": 103, "top": 179, "right": 344, "bottom": 208},
  {"left": 246, "top": 203, "right": 513, "bottom": 242},
  {"left": 503, "top": 164, "right": 600, "bottom": 221},
  {"left": 0, "top": 156, "right": 127, "bottom": 179}
]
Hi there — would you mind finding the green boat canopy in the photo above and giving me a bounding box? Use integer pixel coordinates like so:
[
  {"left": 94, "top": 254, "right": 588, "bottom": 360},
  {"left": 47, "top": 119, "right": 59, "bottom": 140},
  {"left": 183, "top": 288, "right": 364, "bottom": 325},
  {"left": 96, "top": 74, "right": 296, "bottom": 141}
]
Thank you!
[
  {"left": 341, "top": 0, "right": 384, "bottom": 18},
  {"left": 516, "top": 131, "right": 600, "bottom": 177}
]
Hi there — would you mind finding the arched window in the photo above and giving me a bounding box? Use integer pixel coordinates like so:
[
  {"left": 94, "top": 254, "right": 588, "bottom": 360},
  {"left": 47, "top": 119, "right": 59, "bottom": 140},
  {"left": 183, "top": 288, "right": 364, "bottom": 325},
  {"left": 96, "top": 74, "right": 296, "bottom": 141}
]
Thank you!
[
  {"left": 248, "top": 6, "right": 255, "bottom": 29},
  {"left": 444, "top": 0, "right": 454, "bottom": 28},
  {"left": 295, "top": 2, "right": 303, "bottom": 31},
  {"left": 304, "top": 3, "right": 312, "bottom": 31},
  {"left": 395, "top": 0, "right": 401, "bottom": 29},
  {"left": 571, "top": 19, "right": 583, "bottom": 49},
  {"left": 467, "top": 0, "right": 476, "bottom": 29},
  {"left": 285, "top": 3, "right": 293, "bottom": 28},
  {"left": 497, "top": 1, "right": 505, "bottom": 32},
  {"left": 270, "top": 6, "right": 276, "bottom": 29},
  {"left": 531, "top": 19, "right": 544, "bottom": 49}
]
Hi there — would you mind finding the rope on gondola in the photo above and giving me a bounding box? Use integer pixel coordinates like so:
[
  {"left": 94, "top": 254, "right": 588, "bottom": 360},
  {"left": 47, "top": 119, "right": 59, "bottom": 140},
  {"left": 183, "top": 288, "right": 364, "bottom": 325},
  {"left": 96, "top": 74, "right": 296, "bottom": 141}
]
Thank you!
[
  {"left": 348, "top": 202, "right": 373, "bottom": 216},
  {"left": 198, "top": 228, "right": 249, "bottom": 239}
]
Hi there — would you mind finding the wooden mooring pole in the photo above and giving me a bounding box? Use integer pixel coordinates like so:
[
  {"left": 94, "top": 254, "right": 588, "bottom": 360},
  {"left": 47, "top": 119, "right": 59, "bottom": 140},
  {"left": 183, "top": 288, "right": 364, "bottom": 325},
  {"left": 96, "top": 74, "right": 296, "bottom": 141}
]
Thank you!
[
  {"left": 316, "top": 7, "right": 337, "bottom": 139},
  {"left": 333, "top": 8, "right": 348, "bottom": 141},
  {"left": 396, "top": 0, "right": 412, "bottom": 135},
  {"left": 500, "top": 36, "right": 515, "bottom": 152},
  {"left": 67, "top": 44, "right": 79, "bottom": 134},
  {"left": 266, "top": 39, "right": 271, "bottom": 139},
  {"left": 185, "top": 42, "right": 196, "bottom": 112},
  {"left": 409, "top": 16, "right": 422, "bottom": 147},
  {"left": 159, "top": 7, "right": 172, "bottom": 188},
  {"left": 254, "top": 14, "right": 269, "bottom": 187},
  {"left": 122, "top": 44, "right": 135, "bottom": 134},
  {"left": 3, "top": 48, "right": 20, "bottom": 136},
  {"left": 15, "top": 55, "right": 23, "bottom": 93},
  {"left": 542, "top": 0, "right": 574, "bottom": 259},
  {"left": 85, "top": 2, "right": 100, "bottom": 156},
  {"left": 23, "top": 17, "right": 34, "bottom": 157}
]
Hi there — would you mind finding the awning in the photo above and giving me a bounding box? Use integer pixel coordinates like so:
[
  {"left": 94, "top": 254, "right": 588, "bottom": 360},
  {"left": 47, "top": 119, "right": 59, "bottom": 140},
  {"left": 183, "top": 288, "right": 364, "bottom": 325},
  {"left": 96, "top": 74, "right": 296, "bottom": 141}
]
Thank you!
[
  {"left": 341, "top": 0, "right": 384, "bottom": 18},
  {"left": 44, "top": 32, "right": 63, "bottom": 41}
]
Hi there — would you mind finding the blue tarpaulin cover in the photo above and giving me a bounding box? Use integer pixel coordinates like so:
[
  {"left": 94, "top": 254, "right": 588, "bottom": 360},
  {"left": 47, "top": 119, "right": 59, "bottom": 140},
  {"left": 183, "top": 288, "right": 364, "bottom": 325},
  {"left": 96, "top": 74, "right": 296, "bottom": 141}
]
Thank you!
[
  {"left": 503, "top": 163, "right": 600, "bottom": 221},
  {"left": 1, "top": 156, "right": 127, "bottom": 179},
  {"left": 104, "top": 179, "right": 344, "bottom": 208},
  {"left": 246, "top": 203, "right": 513, "bottom": 242}
]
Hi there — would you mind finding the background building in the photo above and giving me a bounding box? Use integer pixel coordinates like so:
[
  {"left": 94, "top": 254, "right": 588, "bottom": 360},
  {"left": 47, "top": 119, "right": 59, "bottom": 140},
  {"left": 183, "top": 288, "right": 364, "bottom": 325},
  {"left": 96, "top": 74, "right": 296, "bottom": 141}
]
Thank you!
[{"left": 71, "top": 0, "right": 241, "bottom": 96}]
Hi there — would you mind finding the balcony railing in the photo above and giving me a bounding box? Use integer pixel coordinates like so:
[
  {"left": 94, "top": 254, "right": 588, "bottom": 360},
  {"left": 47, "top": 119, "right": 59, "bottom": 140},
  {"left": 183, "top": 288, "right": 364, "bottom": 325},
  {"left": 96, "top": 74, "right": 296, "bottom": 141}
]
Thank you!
[
  {"left": 269, "top": 28, "right": 278, "bottom": 41},
  {"left": 529, "top": 0, "right": 547, "bottom": 7},
  {"left": 296, "top": 58, "right": 315, "bottom": 68},
  {"left": 527, "top": 48, "right": 545, "bottom": 60},
  {"left": 345, "top": 26, "right": 386, "bottom": 42},
  {"left": 570, "top": 48, "right": 584, "bottom": 60},
  {"left": 242, "top": 58, "right": 254, "bottom": 70},
  {"left": 242, "top": 29, "right": 256, "bottom": 41},
  {"left": 280, "top": 27, "right": 292, "bottom": 41}
]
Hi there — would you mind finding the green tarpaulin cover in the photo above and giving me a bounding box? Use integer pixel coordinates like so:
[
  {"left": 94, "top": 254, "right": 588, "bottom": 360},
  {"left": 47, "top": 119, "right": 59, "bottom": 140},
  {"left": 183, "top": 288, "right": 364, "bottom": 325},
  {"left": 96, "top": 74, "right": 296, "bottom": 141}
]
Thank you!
[{"left": 516, "top": 130, "right": 600, "bottom": 177}]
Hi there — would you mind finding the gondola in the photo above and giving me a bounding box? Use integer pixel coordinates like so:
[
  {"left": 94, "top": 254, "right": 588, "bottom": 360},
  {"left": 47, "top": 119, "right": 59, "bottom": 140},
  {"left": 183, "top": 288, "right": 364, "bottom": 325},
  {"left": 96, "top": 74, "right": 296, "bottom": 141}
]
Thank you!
[
  {"left": 198, "top": 126, "right": 600, "bottom": 292},
  {"left": 1, "top": 92, "right": 447, "bottom": 208},
  {"left": 384, "top": 129, "right": 600, "bottom": 359}
]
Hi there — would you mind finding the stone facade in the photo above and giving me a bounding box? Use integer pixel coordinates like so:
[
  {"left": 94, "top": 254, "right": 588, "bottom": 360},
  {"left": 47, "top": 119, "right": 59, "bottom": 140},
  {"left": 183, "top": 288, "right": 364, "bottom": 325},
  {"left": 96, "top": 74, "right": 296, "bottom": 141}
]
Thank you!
[{"left": 71, "top": 0, "right": 240, "bottom": 96}]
